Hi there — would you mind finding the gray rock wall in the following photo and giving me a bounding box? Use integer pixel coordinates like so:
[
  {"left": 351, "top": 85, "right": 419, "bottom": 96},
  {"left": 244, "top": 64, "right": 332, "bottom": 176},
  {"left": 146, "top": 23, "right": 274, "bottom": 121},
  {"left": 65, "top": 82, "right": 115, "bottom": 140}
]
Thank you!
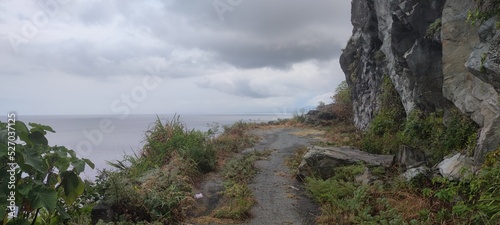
[
  {"left": 341, "top": 0, "right": 500, "bottom": 162},
  {"left": 441, "top": 0, "right": 500, "bottom": 162},
  {"left": 340, "top": 0, "right": 451, "bottom": 130}
]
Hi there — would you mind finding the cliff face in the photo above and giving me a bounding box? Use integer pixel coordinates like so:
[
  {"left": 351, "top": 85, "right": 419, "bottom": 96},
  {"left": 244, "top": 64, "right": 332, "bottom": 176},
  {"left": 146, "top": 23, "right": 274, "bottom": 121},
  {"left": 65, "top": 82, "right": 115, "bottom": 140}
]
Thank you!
[{"left": 340, "top": 0, "right": 500, "bottom": 162}]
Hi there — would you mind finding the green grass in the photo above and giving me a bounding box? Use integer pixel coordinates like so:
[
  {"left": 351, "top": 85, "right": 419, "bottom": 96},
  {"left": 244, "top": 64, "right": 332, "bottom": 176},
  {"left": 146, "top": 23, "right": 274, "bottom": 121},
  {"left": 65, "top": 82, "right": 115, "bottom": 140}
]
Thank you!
[
  {"left": 213, "top": 152, "right": 265, "bottom": 220},
  {"left": 302, "top": 155, "right": 500, "bottom": 225},
  {"left": 76, "top": 115, "right": 259, "bottom": 224}
]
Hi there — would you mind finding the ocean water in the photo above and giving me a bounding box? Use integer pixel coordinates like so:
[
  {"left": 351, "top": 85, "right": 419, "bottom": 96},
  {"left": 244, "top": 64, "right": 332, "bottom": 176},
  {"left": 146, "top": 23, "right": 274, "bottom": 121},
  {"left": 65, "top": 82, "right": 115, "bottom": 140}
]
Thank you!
[{"left": 20, "top": 114, "right": 290, "bottom": 180}]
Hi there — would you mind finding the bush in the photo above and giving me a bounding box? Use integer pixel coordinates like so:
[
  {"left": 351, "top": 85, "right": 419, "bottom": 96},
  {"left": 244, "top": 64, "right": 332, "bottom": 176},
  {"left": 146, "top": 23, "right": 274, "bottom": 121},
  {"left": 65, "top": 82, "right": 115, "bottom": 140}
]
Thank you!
[
  {"left": 142, "top": 115, "right": 216, "bottom": 173},
  {"left": 331, "top": 81, "right": 353, "bottom": 122},
  {"left": 0, "top": 120, "right": 94, "bottom": 224}
]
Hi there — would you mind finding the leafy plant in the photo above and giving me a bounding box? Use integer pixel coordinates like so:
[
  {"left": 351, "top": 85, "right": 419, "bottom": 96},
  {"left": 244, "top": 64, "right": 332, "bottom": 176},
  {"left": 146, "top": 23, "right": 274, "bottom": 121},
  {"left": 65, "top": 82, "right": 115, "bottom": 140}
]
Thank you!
[{"left": 0, "top": 120, "right": 94, "bottom": 224}]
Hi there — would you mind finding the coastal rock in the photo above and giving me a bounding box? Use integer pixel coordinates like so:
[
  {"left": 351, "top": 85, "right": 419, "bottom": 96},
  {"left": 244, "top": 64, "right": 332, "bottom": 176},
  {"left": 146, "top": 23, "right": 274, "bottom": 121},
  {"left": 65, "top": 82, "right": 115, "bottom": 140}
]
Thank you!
[
  {"left": 442, "top": 0, "right": 500, "bottom": 162},
  {"left": 340, "top": 0, "right": 451, "bottom": 130},
  {"left": 401, "top": 165, "right": 430, "bottom": 182},
  {"left": 436, "top": 153, "right": 474, "bottom": 181},
  {"left": 341, "top": 0, "right": 500, "bottom": 163},
  {"left": 305, "top": 104, "right": 336, "bottom": 125},
  {"left": 297, "top": 146, "right": 393, "bottom": 180},
  {"left": 393, "top": 146, "right": 427, "bottom": 170}
]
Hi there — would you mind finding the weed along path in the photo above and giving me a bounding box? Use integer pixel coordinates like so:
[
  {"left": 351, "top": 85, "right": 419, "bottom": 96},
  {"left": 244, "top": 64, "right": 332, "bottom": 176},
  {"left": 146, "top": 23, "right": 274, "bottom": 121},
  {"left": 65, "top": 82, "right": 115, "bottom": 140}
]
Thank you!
[
  {"left": 242, "top": 127, "right": 321, "bottom": 225},
  {"left": 188, "top": 126, "right": 322, "bottom": 225}
]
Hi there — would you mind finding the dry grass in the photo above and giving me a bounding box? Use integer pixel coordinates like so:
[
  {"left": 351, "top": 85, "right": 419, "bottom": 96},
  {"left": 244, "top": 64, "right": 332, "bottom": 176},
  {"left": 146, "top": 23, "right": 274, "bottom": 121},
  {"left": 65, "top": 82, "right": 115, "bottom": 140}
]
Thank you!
[
  {"left": 321, "top": 122, "right": 362, "bottom": 147},
  {"left": 290, "top": 128, "right": 325, "bottom": 138},
  {"left": 382, "top": 191, "right": 431, "bottom": 221}
]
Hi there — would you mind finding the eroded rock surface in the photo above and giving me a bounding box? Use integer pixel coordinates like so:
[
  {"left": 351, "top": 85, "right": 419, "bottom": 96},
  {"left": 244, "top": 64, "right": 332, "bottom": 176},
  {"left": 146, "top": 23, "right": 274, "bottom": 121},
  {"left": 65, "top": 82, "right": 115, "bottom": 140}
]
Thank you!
[
  {"left": 297, "top": 146, "right": 393, "bottom": 180},
  {"left": 340, "top": 0, "right": 500, "bottom": 163}
]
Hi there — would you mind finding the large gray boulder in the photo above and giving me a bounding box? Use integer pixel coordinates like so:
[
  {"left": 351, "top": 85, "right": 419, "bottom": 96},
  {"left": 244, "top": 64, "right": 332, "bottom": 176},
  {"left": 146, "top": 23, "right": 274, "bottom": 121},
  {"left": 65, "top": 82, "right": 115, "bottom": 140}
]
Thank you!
[
  {"left": 297, "top": 146, "right": 393, "bottom": 180},
  {"left": 436, "top": 153, "right": 475, "bottom": 181},
  {"left": 393, "top": 146, "right": 427, "bottom": 170}
]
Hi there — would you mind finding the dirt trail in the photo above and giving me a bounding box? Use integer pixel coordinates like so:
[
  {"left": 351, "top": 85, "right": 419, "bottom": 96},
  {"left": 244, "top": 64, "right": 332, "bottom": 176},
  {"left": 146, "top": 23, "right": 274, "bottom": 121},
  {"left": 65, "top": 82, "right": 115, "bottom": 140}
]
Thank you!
[
  {"left": 188, "top": 127, "right": 322, "bottom": 225},
  {"left": 242, "top": 127, "right": 320, "bottom": 225}
]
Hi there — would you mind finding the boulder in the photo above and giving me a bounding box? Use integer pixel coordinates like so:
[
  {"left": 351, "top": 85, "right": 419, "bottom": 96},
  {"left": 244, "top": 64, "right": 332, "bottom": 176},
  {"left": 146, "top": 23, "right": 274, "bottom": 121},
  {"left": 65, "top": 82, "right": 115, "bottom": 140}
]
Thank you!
[
  {"left": 91, "top": 203, "right": 114, "bottom": 225},
  {"left": 297, "top": 146, "right": 393, "bottom": 180},
  {"left": 305, "top": 104, "right": 336, "bottom": 125},
  {"left": 436, "top": 153, "right": 474, "bottom": 181},
  {"left": 401, "top": 165, "right": 430, "bottom": 181},
  {"left": 393, "top": 146, "right": 427, "bottom": 170}
]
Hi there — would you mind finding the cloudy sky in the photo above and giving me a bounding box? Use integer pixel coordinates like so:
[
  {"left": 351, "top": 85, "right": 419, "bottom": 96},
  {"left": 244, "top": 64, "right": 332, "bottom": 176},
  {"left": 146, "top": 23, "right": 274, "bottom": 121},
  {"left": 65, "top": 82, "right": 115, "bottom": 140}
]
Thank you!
[{"left": 0, "top": 0, "right": 352, "bottom": 115}]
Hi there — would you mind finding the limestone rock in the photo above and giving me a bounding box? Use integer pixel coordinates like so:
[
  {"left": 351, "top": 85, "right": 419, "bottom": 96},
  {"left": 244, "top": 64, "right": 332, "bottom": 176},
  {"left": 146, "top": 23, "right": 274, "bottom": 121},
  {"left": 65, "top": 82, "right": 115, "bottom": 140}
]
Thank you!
[
  {"left": 340, "top": 0, "right": 500, "bottom": 163},
  {"left": 393, "top": 146, "right": 427, "bottom": 170},
  {"left": 297, "top": 146, "right": 393, "bottom": 180},
  {"left": 436, "top": 153, "right": 474, "bottom": 181},
  {"left": 401, "top": 166, "right": 430, "bottom": 181},
  {"left": 340, "top": 0, "right": 451, "bottom": 131},
  {"left": 305, "top": 104, "right": 336, "bottom": 125},
  {"left": 442, "top": 0, "right": 500, "bottom": 163}
]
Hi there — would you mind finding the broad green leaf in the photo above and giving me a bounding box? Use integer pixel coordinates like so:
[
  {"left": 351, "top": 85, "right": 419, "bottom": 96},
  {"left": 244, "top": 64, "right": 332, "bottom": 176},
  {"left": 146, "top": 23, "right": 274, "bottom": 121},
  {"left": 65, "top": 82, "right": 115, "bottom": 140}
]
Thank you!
[
  {"left": 28, "top": 131, "right": 48, "bottom": 146},
  {"left": 60, "top": 171, "right": 85, "bottom": 205},
  {"left": 28, "top": 122, "right": 55, "bottom": 134},
  {"left": 18, "top": 183, "right": 33, "bottom": 196},
  {"left": 72, "top": 160, "right": 86, "bottom": 174},
  {"left": 13, "top": 121, "right": 30, "bottom": 144},
  {"left": 28, "top": 184, "right": 57, "bottom": 213},
  {"left": 54, "top": 157, "right": 70, "bottom": 172},
  {"left": 83, "top": 158, "right": 95, "bottom": 169},
  {"left": 67, "top": 148, "right": 77, "bottom": 158},
  {"left": 20, "top": 148, "right": 47, "bottom": 173}
]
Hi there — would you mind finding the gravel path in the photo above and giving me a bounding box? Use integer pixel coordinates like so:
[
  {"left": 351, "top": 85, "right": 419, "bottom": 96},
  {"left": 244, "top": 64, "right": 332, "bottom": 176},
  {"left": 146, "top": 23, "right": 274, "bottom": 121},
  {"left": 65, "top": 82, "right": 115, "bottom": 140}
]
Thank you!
[
  {"left": 188, "top": 127, "right": 320, "bottom": 225},
  {"left": 242, "top": 127, "right": 319, "bottom": 225}
]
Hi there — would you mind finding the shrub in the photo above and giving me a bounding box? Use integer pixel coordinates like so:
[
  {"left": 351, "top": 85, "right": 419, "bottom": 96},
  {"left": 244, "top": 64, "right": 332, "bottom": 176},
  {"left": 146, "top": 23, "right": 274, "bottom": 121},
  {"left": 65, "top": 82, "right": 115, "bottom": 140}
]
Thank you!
[
  {"left": 142, "top": 115, "right": 216, "bottom": 173},
  {"left": 0, "top": 120, "right": 94, "bottom": 224},
  {"left": 331, "top": 80, "right": 353, "bottom": 122}
]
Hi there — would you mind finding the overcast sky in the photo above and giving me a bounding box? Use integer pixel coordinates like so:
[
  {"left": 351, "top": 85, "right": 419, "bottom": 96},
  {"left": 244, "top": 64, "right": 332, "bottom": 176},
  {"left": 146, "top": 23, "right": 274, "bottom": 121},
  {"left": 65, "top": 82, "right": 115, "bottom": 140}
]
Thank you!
[{"left": 0, "top": 0, "right": 352, "bottom": 115}]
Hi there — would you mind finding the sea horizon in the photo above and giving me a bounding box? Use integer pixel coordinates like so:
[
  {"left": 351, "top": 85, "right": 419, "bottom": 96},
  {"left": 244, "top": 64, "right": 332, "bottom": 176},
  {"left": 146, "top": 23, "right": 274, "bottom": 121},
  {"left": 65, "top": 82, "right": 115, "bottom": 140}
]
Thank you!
[{"left": 18, "top": 113, "right": 292, "bottom": 180}]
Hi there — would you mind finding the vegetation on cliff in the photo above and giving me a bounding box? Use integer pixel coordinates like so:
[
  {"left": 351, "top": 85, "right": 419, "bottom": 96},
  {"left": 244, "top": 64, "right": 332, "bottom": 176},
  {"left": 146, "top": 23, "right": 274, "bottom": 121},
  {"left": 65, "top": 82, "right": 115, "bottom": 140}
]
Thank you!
[{"left": 297, "top": 80, "right": 500, "bottom": 225}]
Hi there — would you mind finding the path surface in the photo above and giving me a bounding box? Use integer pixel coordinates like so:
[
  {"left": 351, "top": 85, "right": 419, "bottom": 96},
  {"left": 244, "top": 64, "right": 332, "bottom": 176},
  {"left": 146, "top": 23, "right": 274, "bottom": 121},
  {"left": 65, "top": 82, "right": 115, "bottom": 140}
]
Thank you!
[
  {"left": 188, "top": 127, "right": 321, "bottom": 225},
  {"left": 242, "top": 127, "right": 320, "bottom": 225}
]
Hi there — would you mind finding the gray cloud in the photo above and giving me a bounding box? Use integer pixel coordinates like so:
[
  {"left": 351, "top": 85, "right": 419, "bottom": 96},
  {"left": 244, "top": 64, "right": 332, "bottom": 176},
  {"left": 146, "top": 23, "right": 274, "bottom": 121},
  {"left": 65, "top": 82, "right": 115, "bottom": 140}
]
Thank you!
[{"left": 0, "top": 0, "right": 352, "bottom": 114}]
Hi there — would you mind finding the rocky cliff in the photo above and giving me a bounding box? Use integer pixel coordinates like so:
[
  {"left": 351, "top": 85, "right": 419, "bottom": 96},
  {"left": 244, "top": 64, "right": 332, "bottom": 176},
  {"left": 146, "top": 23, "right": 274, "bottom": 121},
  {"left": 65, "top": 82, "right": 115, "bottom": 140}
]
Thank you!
[{"left": 340, "top": 0, "right": 500, "bottom": 163}]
